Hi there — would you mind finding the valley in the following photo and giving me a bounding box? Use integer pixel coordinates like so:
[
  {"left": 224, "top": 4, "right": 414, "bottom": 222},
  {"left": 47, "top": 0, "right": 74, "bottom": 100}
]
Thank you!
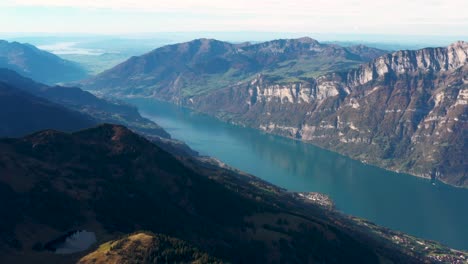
[
  {"left": 2, "top": 1, "right": 468, "bottom": 262},
  {"left": 0, "top": 123, "right": 466, "bottom": 263},
  {"left": 0, "top": 35, "right": 466, "bottom": 263},
  {"left": 82, "top": 39, "right": 468, "bottom": 188},
  {"left": 128, "top": 97, "right": 468, "bottom": 251}
]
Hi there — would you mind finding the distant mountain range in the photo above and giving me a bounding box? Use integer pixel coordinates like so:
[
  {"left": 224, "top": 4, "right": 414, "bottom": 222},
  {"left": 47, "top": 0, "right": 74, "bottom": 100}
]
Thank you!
[
  {"left": 0, "top": 40, "right": 88, "bottom": 84},
  {"left": 82, "top": 37, "right": 387, "bottom": 97},
  {"left": 0, "top": 68, "right": 169, "bottom": 139},
  {"left": 81, "top": 38, "right": 468, "bottom": 187},
  {"left": 1, "top": 124, "right": 463, "bottom": 263}
]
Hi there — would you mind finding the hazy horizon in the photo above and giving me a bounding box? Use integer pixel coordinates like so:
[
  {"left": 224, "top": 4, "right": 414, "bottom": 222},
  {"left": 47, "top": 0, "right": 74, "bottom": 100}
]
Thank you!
[
  {"left": 1, "top": 32, "right": 466, "bottom": 50},
  {"left": 1, "top": 0, "right": 467, "bottom": 37}
]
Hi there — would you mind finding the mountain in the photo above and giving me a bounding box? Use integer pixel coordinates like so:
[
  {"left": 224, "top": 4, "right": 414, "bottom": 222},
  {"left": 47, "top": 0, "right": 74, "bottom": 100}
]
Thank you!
[
  {"left": 0, "top": 81, "right": 95, "bottom": 137},
  {"left": 83, "top": 40, "right": 467, "bottom": 187},
  {"left": 0, "top": 68, "right": 169, "bottom": 139},
  {"left": 185, "top": 41, "right": 468, "bottom": 187},
  {"left": 0, "top": 40, "right": 88, "bottom": 85},
  {"left": 79, "top": 232, "right": 222, "bottom": 264},
  {"left": 196, "top": 42, "right": 468, "bottom": 186},
  {"left": 82, "top": 37, "right": 387, "bottom": 98},
  {"left": 1, "top": 124, "right": 464, "bottom": 263}
]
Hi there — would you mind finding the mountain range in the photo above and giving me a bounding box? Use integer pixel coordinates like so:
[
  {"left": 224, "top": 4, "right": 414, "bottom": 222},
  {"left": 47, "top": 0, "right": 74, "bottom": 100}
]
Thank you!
[
  {"left": 1, "top": 123, "right": 464, "bottom": 263},
  {"left": 1, "top": 38, "right": 467, "bottom": 263},
  {"left": 0, "top": 68, "right": 169, "bottom": 139},
  {"left": 81, "top": 38, "right": 468, "bottom": 187},
  {"left": 82, "top": 37, "right": 387, "bottom": 98},
  {"left": 0, "top": 40, "right": 88, "bottom": 85},
  {"left": 0, "top": 81, "right": 95, "bottom": 137}
]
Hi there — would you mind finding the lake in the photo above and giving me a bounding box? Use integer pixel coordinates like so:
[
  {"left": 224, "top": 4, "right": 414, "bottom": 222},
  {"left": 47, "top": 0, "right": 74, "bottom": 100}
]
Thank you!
[{"left": 128, "top": 98, "right": 468, "bottom": 250}]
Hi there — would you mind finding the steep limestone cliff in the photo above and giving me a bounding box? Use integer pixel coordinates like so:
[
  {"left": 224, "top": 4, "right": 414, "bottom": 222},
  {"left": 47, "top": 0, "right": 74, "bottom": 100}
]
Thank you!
[{"left": 187, "top": 42, "right": 468, "bottom": 186}]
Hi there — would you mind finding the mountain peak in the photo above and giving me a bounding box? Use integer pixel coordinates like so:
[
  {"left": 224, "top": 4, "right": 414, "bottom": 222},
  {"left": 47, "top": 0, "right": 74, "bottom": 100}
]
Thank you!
[
  {"left": 448, "top": 40, "right": 468, "bottom": 51},
  {"left": 450, "top": 40, "right": 467, "bottom": 46},
  {"left": 193, "top": 38, "right": 222, "bottom": 43},
  {"left": 79, "top": 232, "right": 221, "bottom": 264},
  {"left": 295, "top": 36, "right": 320, "bottom": 44},
  {"left": 23, "top": 129, "right": 73, "bottom": 144},
  {"left": 155, "top": 38, "right": 234, "bottom": 57},
  {"left": 347, "top": 41, "right": 468, "bottom": 87},
  {"left": 264, "top": 37, "right": 320, "bottom": 46},
  {"left": 73, "top": 123, "right": 140, "bottom": 142},
  {"left": 15, "top": 124, "right": 151, "bottom": 159},
  {"left": 239, "top": 37, "right": 322, "bottom": 55},
  {"left": 180, "top": 38, "right": 231, "bottom": 47},
  {"left": 0, "top": 40, "right": 88, "bottom": 84}
]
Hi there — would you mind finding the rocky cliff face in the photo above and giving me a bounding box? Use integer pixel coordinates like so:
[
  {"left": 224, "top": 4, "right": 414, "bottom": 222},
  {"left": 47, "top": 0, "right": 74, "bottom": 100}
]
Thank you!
[
  {"left": 345, "top": 41, "right": 467, "bottom": 87},
  {"left": 187, "top": 42, "right": 468, "bottom": 186}
]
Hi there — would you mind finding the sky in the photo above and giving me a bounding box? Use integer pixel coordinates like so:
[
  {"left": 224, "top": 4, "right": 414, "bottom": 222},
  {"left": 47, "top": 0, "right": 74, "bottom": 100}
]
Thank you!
[{"left": 0, "top": 0, "right": 467, "bottom": 37}]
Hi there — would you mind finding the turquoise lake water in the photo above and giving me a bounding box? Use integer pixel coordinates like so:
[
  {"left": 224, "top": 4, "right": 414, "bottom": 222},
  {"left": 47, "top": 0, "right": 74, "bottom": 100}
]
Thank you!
[{"left": 128, "top": 98, "right": 468, "bottom": 250}]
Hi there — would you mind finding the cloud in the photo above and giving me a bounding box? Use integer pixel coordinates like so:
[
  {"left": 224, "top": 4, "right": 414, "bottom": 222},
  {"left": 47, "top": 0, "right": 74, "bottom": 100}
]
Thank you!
[
  {"left": 1, "top": 0, "right": 467, "bottom": 35},
  {"left": 4, "top": 0, "right": 467, "bottom": 25},
  {"left": 3, "top": 0, "right": 466, "bottom": 18}
]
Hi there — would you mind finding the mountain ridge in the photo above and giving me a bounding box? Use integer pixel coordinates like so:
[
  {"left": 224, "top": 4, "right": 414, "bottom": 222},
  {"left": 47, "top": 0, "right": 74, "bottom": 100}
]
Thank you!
[
  {"left": 0, "top": 40, "right": 88, "bottom": 84},
  {"left": 0, "top": 81, "right": 96, "bottom": 137},
  {"left": 0, "top": 68, "right": 170, "bottom": 139},
  {"left": 1, "top": 123, "right": 464, "bottom": 263},
  {"left": 78, "top": 232, "right": 222, "bottom": 264},
  {"left": 82, "top": 37, "right": 388, "bottom": 97},
  {"left": 343, "top": 40, "right": 468, "bottom": 87}
]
